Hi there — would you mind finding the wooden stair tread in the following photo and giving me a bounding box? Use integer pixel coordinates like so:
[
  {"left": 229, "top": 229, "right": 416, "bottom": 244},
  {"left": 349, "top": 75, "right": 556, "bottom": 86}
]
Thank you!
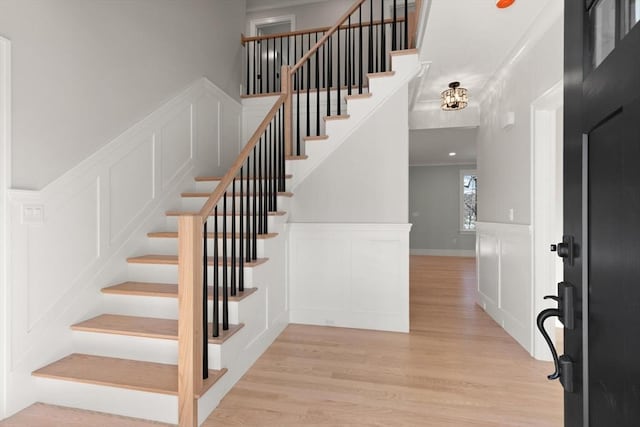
[
  {"left": 367, "top": 71, "right": 396, "bottom": 79},
  {"left": 32, "top": 353, "right": 225, "bottom": 397},
  {"left": 166, "top": 210, "right": 287, "bottom": 217},
  {"left": 102, "top": 282, "right": 258, "bottom": 301},
  {"left": 72, "top": 314, "right": 244, "bottom": 344},
  {"left": 181, "top": 191, "right": 293, "bottom": 198},
  {"left": 345, "top": 93, "right": 372, "bottom": 100},
  {"left": 324, "top": 114, "right": 350, "bottom": 121},
  {"left": 304, "top": 135, "right": 329, "bottom": 141},
  {"left": 147, "top": 231, "right": 278, "bottom": 239},
  {"left": 127, "top": 255, "right": 268, "bottom": 267},
  {"left": 285, "top": 155, "right": 308, "bottom": 160},
  {"left": 195, "top": 174, "right": 292, "bottom": 182}
]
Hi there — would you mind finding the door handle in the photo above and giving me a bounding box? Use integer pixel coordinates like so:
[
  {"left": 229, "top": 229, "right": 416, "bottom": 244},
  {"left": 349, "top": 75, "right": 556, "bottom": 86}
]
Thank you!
[
  {"left": 536, "top": 307, "right": 562, "bottom": 380},
  {"left": 536, "top": 282, "right": 576, "bottom": 392}
]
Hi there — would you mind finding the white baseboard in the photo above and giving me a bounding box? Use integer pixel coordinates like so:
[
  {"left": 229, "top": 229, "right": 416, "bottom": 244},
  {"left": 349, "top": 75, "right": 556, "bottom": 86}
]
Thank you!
[
  {"left": 410, "top": 248, "right": 476, "bottom": 257},
  {"left": 4, "top": 77, "right": 241, "bottom": 418}
]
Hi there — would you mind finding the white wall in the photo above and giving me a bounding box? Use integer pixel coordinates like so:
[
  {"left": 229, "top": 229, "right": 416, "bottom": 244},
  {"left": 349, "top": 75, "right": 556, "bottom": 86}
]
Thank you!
[
  {"left": 288, "top": 85, "right": 411, "bottom": 332},
  {"left": 290, "top": 87, "right": 408, "bottom": 222},
  {"left": 0, "top": 0, "right": 246, "bottom": 190},
  {"left": 4, "top": 78, "right": 242, "bottom": 417},
  {"left": 475, "top": 1, "right": 563, "bottom": 357},
  {"left": 409, "top": 164, "right": 476, "bottom": 255}
]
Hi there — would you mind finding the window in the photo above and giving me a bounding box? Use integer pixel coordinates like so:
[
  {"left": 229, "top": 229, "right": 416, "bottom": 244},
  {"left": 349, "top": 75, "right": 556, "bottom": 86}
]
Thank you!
[{"left": 460, "top": 170, "right": 477, "bottom": 231}]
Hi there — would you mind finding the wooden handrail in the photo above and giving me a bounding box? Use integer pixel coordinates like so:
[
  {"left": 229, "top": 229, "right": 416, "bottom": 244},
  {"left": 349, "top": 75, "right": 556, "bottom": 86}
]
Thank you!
[
  {"left": 241, "top": 16, "right": 407, "bottom": 45},
  {"left": 197, "top": 94, "right": 287, "bottom": 221},
  {"left": 289, "top": 0, "right": 367, "bottom": 74}
]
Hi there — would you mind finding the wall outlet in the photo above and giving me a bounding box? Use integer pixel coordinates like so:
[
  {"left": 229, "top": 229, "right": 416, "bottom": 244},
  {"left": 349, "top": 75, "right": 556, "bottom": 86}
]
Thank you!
[{"left": 22, "top": 204, "right": 44, "bottom": 225}]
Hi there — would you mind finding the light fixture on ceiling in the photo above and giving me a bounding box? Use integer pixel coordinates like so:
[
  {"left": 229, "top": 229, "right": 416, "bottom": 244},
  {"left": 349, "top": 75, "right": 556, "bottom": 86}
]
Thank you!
[
  {"left": 496, "top": 0, "right": 515, "bottom": 8},
  {"left": 449, "top": 152, "right": 457, "bottom": 157},
  {"left": 441, "top": 82, "right": 468, "bottom": 111}
]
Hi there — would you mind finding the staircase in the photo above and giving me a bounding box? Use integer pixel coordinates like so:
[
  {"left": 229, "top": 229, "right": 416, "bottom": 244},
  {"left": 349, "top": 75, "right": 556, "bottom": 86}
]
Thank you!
[{"left": 29, "top": 0, "right": 420, "bottom": 425}]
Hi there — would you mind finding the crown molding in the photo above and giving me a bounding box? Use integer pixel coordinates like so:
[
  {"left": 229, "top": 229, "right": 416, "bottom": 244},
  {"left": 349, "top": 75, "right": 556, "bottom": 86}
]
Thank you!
[{"left": 247, "top": 0, "right": 330, "bottom": 13}]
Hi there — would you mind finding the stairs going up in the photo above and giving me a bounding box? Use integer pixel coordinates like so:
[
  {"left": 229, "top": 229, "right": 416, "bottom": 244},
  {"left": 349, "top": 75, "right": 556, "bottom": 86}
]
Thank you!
[{"left": 29, "top": 47, "right": 418, "bottom": 426}]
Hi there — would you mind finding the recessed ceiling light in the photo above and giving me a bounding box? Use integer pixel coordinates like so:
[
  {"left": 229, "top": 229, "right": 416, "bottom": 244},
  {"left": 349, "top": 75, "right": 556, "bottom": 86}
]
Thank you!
[
  {"left": 496, "top": 0, "right": 515, "bottom": 8},
  {"left": 449, "top": 152, "right": 457, "bottom": 157}
]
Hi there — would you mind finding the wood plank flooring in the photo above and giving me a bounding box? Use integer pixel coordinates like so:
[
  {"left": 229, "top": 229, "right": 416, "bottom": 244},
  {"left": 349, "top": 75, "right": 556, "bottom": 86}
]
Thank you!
[
  {"left": 2, "top": 256, "right": 563, "bottom": 426},
  {"left": 206, "top": 256, "right": 563, "bottom": 426}
]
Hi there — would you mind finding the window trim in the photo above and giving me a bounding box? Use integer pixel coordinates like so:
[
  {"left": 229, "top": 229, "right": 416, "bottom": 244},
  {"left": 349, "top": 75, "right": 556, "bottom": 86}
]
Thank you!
[{"left": 459, "top": 169, "right": 477, "bottom": 233}]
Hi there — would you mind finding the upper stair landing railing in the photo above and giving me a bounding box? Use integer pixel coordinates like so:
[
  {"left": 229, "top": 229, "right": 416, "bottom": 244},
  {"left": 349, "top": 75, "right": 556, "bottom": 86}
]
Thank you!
[{"left": 242, "top": 0, "right": 420, "bottom": 97}]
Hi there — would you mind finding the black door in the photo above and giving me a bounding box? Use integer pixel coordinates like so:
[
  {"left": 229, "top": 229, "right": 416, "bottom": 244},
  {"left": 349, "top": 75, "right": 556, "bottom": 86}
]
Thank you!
[{"left": 551, "top": 1, "right": 640, "bottom": 426}]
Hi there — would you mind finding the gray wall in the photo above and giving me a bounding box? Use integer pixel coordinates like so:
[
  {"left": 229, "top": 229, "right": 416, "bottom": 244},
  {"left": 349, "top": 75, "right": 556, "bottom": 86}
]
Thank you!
[
  {"left": 1, "top": 0, "right": 246, "bottom": 190},
  {"left": 476, "top": 17, "right": 563, "bottom": 224},
  {"left": 246, "top": 0, "right": 353, "bottom": 33},
  {"left": 409, "top": 164, "right": 476, "bottom": 251}
]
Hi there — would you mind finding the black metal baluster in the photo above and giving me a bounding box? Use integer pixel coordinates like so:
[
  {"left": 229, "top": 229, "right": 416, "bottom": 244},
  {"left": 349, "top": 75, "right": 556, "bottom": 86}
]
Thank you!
[
  {"left": 351, "top": 21, "right": 356, "bottom": 86},
  {"left": 231, "top": 178, "right": 236, "bottom": 297},
  {"left": 253, "top": 41, "right": 257, "bottom": 95},
  {"left": 306, "top": 34, "right": 311, "bottom": 138},
  {"left": 404, "top": 0, "right": 408, "bottom": 49},
  {"left": 374, "top": 23, "right": 378, "bottom": 73},
  {"left": 337, "top": 29, "right": 341, "bottom": 115},
  {"left": 369, "top": 2, "right": 374, "bottom": 74},
  {"left": 258, "top": 137, "right": 263, "bottom": 233},
  {"left": 246, "top": 41, "right": 250, "bottom": 96},
  {"left": 315, "top": 32, "right": 320, "bottom": 135},
  {"left": 258, "top": 40, "right": 264, "bottom": 93},
  {"left": 327, "top": 36, "right": 332, "bottom": 117},
  {"left": 213, "top": 206, "right": 219, "bottom": 337},
  {"left": 245, "top": 158, "right": 251, "bottom": 263},
  {"left": 279, "top": 36, "right": 283, "bottom": 90},
  {"left": 381, "top": 1, "right": 386, "bottom": 71},
  {"left": 272, "top": 37, "right": 276, "bottom": 92},
  {"left": 222, "top": 193, "right": 229, "bottom": 331},
  {"left": 359, "top": 5, "right": 363, "bottom": 94},
  {"left": 267, "top": 123, "right": 272, "bottom": 212},
  {"left": 262, "top": 131, "right": 269, "bottom": 234},
  {"left": 202, "top": 219, "right": 209, "bottom": 378},
  {"left": 252, "top": 146, "right": 257, "bottom": 259},
  {"left": 272, "top": 115, "right": 278, "bottom": 212},
  {"left": 392, "top": 0, "right": 397, "bottom": 51},
  {"left": 296, "top": 68, "right": 301, "bottom": 155},
  {"left": 347, "top": 16, "right": 352, "bottom": 95},
  {"left": 266, "top": 38, "right": 270, "bottom": 93},
  {"left": 239, "top": 167, "right": 244, "bottom": 293}
]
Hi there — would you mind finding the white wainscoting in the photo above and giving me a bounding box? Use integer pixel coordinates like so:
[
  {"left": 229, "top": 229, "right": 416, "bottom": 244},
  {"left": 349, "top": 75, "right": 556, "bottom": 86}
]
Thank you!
[
  {"left": 289, "top": 223, "right": 411, "bottom": 333},
  {"left": 4, "top": 78, "right": 241, "bottom": 417},
  {"left": 476, "top": 221, "right": 533, "bottom": 355}
]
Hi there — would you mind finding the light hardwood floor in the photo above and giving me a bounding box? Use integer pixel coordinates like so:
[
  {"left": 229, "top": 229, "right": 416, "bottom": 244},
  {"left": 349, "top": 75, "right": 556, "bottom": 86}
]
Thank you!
[{"left": 1, "top": 256, "right": 563, "bottom": 426}]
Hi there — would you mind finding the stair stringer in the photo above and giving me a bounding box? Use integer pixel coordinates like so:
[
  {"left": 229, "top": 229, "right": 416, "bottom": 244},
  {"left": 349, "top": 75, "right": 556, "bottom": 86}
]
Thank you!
[{"left": 287, "top": 52, "right": 420, "bottom": 191}]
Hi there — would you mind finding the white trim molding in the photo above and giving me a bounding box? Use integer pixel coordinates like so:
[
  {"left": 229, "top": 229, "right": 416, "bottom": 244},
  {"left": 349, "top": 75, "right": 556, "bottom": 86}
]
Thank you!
[
  {"left": 0, "top": 35, "right": 11, "bottom": 421},
  {"left": 4, "top": 77, "right": 242, "bottom": 418},
  {"left": 476, "top": 221, "right": 534, "bottom": 355},
  {"left": 289, "top": 223, "right": 412, "bottom": 333},
  {"left": 247, "top": 0, "right": 328, "bottom": 13},
  {"left": 249, "top": 15, "right": 296, "bottom": 36}
]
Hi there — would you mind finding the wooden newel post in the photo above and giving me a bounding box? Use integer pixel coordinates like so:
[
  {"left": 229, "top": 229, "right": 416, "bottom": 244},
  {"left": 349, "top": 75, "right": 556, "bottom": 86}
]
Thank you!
[
  {"left": 177, "top": 214, "right": 204, "bottom": 427},
  {"left": 281, "top": 65, "right": 293, "bottom": 157}
]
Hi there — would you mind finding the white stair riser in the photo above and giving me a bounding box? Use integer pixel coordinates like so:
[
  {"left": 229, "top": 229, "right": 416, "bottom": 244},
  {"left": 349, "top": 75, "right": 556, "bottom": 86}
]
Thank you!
[
  {"left": 101, "top": 294, "right": 244, "bottom": 324},
  {"left": 146, "top": 236, "right": 267, "bottom": 258},
  {"left": 126, "top": 264, "right": 258, "bottom": 290},
  {"left": 35, "top": 379, "right": 179, "bottom": 424},
  {"left": 177, "top": 195, "right": 291, "bottom": 212},
  {"left": 165, "top": 215, "right": 287, "bottom": 234},
  {"left": 194, "top": 180, "right": 292, "bottom": 194}
]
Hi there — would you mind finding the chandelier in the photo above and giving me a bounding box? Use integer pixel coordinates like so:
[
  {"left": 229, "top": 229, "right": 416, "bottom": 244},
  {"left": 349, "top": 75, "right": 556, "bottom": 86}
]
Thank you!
[{"left": 441, "top": 82, "right": 468, "bottom": 111}]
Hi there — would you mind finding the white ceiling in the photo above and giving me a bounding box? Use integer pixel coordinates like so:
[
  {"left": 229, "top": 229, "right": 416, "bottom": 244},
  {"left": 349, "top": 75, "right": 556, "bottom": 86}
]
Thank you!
[
  {"left": 417, "top": 0, "right": 551, "bottom": 103},
  {"left": 409, "top": 127, "right": 477, "bottom": 166}
]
